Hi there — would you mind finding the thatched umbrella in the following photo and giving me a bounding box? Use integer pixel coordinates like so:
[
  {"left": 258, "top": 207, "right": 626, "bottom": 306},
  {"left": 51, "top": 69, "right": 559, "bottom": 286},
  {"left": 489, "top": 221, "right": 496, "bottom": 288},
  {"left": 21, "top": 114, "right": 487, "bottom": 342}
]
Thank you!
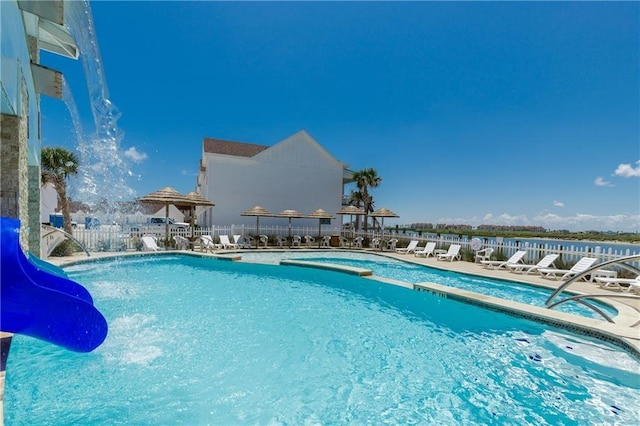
[
  {"left": 137, "top": 186, "right": 192, "bottom": 246},
  {"left": 184, "top": 192, "right": 215, "bottom": 237},
  {"left": 336, "top": 205, "right": 366, "bottom": 231},
  {"left": 241, "top": 205, "right": 273, "bottom": 234},
  {"left": 369, "top": 207, "right": 399, "bottom": 232},
  {"left": 307, "top": 208, "right": 334, "bottom": 246},
  {"left": 241, "top": 206, "right": 274, "bottom": 247},
  {"left": 275, "top": 209, "right": 307, "bottom": 239}
]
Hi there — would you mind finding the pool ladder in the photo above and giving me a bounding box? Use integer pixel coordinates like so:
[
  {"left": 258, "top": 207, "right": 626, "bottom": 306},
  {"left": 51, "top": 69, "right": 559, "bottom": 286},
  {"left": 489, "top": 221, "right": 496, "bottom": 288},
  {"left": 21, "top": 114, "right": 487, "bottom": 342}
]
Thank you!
[{"left": 545, "top": 254, "right": 640, "bottom": 323}]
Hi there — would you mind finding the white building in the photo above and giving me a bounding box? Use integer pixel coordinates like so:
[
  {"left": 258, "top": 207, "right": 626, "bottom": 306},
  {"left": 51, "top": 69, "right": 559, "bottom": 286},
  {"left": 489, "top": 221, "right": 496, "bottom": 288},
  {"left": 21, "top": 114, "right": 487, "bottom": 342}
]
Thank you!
[{"left": 196, "top": 130, "right": 354, "bottom": 228}]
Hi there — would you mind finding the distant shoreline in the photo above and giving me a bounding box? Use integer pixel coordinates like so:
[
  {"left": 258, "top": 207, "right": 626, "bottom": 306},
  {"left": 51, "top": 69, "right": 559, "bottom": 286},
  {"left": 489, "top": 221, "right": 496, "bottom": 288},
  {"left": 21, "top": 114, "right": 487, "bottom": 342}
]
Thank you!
[{"left": 523, "top": 236, "right": 638, "bottom": 246}]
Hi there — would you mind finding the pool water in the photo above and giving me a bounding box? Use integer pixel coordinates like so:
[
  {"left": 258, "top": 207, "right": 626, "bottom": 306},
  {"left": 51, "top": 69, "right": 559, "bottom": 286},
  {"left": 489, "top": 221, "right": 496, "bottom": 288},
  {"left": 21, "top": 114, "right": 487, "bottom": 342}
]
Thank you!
[
  {"left": 5, "top": 255, "right": 639, "bottom": 425},
  {"left": 238, "top": 251, "right": 618, "bottom": 319}
]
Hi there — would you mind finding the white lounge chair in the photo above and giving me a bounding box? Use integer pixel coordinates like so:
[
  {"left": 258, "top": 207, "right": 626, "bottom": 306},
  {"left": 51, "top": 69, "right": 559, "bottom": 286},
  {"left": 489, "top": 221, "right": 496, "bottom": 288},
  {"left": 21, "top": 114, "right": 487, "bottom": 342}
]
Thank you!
[
  {"left": 173, "top": 235, "right": 190, "bottom": 250},
  {"left": 219, "top": 235, "right": 239, "bottom": 249},
  {"left": 437, "top": 244, "right": 461, "bottom": 262},
  {"left": 304, "top": 235, "right": 315, "bottom": 247},
  {"left": 259, "top": 235, "right": 269, "bottom": 248},
  {"left": 595, "top": 275, "right": 640, "bottom": 292},
  {"left": 370, "top": 238, "right": 382, "bottom": 250},
  {"left": 481, "top": 250, "right": 527, "bottom": 270},
  {"left": 141, "top": 235, "right": 160, "bottom": 252},
  {"left": 199, "top": 235, "right": 218, "bottom": 252},
  {"left": 539, "top": 257, "right": 599, "bottom": 280},
  {"left": 474, "top": 248, "right": 494, "bottom": 263},
  {"left": 292, "top": 235, "right": 302, "bottom": 248},
  {"left": 233, "top": 234, "right": 254, "bottom": 249},
  {"left": 396, "top": 240, "right": 419, "bottom": 255},
  {"left": 320, "top": 235, "right": 331, "bottom": 248},
  {"left": 339, "top": 236, "right": 349, "bottom": 248},
  {"left": 507, "top": 254, "right": 559, "bottom": 275},
  {"left": 414, "top": 242, "right": 436, "bottom": 258}
]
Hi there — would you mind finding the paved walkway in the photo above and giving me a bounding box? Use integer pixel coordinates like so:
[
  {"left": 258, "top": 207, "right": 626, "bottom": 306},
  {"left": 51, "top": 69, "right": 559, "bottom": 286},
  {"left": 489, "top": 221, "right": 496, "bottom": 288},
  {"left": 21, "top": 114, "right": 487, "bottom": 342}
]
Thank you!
[{"left": 48, "top": 247, "right": 640, "bottom": 354}]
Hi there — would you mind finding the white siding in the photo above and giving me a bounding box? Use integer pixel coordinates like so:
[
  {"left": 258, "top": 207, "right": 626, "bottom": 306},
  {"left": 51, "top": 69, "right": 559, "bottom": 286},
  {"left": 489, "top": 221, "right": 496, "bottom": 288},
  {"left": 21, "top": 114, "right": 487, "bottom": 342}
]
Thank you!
[{"left": 199, "top": 131, "right": 347, "bottom": 227}]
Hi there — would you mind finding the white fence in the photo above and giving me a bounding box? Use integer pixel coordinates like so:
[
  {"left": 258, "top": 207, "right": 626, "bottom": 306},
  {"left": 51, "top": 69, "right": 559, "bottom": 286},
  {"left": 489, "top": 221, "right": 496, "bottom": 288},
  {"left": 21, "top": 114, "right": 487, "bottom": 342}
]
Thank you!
[{"left": 60, "top": 225, "right": 638, "bottom": 267}]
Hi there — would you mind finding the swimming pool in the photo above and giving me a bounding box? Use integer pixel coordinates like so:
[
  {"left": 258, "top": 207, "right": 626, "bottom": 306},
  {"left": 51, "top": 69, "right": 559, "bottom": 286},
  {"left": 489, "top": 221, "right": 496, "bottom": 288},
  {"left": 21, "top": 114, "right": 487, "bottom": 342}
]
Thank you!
[
  {"left": 5, "top": 254, "right": 639, "bottom": 424},
  {"left": 236, "top": 250, "right": 618, "bottom": 319}
]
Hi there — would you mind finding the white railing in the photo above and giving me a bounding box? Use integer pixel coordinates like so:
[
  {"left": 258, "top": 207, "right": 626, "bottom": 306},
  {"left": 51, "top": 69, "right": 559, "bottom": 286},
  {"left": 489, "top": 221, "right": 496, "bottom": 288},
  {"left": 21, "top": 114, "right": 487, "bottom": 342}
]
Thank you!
[
  {"left": 379, "top": 232, "right": 639, "bottom": 266},
  {"left": 61, "top": 225, "right": 638, "bottom": 266}
]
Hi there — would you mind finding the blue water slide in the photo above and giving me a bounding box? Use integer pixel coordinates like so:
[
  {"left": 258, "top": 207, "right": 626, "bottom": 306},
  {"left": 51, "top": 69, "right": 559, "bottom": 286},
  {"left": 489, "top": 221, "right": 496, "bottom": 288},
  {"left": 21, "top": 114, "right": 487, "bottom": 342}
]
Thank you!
[
  {"left": 1, "top": 217, "right": 107, "bottom": 352},
  {"left": 28, "top": 252, "right": 68, "bottom": 278}
]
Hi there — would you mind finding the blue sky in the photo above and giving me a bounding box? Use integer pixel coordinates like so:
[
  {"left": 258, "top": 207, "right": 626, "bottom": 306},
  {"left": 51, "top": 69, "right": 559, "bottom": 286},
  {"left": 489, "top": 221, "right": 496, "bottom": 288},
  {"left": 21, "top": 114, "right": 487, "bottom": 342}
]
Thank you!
[{"left": 40, "top": 1, "right": 639, "bottom": 232}]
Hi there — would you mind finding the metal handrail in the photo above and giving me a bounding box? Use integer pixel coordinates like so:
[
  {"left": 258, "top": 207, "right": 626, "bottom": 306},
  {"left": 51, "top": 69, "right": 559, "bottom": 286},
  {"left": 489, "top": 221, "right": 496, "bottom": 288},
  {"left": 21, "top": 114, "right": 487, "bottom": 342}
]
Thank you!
[
  {"left": 546, "top": 293, "right": 640, "bottom": 324},
  {"left": 545, "top": 254, "right": 640, "bottom": 323},
  {"left": 41, "top": 225, "right": 91, "bottom": 257}
]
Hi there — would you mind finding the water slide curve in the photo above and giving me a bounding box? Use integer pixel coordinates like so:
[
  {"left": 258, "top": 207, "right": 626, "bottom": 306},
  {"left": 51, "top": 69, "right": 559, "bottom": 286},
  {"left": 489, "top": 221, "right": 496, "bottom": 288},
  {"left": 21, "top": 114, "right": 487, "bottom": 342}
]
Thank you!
[{"left": 1, "top": 217, "right": 107, "bottom": 352}]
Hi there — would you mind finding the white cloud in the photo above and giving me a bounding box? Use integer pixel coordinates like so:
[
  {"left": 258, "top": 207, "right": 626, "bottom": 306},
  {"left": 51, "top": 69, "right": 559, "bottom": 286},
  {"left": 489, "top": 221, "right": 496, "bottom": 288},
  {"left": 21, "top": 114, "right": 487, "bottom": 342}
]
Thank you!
[
  {"left": 614, "top": 160, "right": 640, "bottom": 178},
  {"left": 123, "top": 147, "right": 148, "bottom": 163},
  {"left": 594, "top": 177, "right": 613, "bottom": 187},
  {"left": 553, "top": 201, "right": 564, "bottom": 208}
]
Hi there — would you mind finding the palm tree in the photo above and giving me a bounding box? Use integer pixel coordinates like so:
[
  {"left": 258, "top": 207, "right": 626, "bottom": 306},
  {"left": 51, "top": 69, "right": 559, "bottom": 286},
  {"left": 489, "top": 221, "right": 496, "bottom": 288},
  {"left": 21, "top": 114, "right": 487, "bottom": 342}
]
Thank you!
[
  {"left": 41, "top": 147, "right": 79, "bottom": 234},
  {"left": 351, "top": 168, "right": 382, "bottom": 231}
]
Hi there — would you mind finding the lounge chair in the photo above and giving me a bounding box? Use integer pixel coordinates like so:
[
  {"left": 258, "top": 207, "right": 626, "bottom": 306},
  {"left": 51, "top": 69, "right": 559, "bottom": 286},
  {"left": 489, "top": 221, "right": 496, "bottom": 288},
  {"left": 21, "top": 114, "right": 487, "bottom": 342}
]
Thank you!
[
  {"left": 292, "top": 235, "right": 302, "bottom": 248},
  {"left": 396, "top": 240, "right": 419, "bottom": 255},
  {"left": 507, "top": 254, "right": 559, "bottom": 275},
  {"left": 320, "top": 235, "right": 331, "bottom": 248},
  {"left": 595, "top": 275, "right": 640, "bottom": 292},
  {"left": 371, "top": 238, "right": 382, "bottom": 250},
  {"left": 234, "top": 234, "right": 254, "bottom": 249},
  {"left": 437, "top": 244, "right": 461, "bottom": 262},
  {"left": 219, "top": 235, "right": 239, "bottom": 249},
  {"left": 414, "top": 242, "right": 436, "bottom": 258},
  {"left": 141, "top": 235, "right": 160, "bottom": 251},
  {"left": 304, "top": 235, "right": 315, "bottom": 247},
  {"left": 386, "top": 238, "right": 398, "bottom": 251},
  {"left": 199, "top": 235, "right": 218, "bottom": 252},
  {"left": 481, "top": 250, "right": 527, "bottom": 270},
  {"left": 474, "top": 248, "right": 494, "bottom": 263},
  {"left": 538, "top": 257, "right": 599, "bottom": 280},
  {"left": 352, "top": 236, "right": 364, "bottom": 249},
  {"left": 339, "top": 236, "right": 349, "bottom": 248},
  {"left": 173, "top": 235, "right": 190, "bottom": 250},
  {"left": 259, "top": 235, "right": 269, "bottom": 248},
  {"left": 276, "top": 236, "right": 287, "bottom": 248}
]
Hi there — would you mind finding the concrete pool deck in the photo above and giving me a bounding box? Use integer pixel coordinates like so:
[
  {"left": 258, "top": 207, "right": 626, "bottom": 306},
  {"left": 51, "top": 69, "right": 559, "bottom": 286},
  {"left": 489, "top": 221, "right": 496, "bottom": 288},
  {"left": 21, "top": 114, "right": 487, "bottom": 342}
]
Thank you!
[{"left": 46, "top": 247, "right": 640, "bottom": 355}]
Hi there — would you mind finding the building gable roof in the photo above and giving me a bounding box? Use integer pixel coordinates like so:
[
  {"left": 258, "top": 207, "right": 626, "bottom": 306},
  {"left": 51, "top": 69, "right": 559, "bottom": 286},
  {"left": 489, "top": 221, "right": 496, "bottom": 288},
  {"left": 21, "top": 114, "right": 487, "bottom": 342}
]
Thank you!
[
  {"left": 254, "top": 130, "right": 348, "bottom": 168},
  {"left": 203, "top": 138, "right": 269, "bottom": 158}
]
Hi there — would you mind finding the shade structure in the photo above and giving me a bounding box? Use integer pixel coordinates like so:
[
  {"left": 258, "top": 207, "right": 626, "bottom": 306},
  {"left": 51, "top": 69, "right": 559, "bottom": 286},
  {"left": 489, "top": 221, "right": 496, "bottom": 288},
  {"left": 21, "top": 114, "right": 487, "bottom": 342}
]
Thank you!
[
  {"left": 307, "top": 208, "right": 334, "bottom": 245},
  {"left": 137, "top": 186, "right": 194, "bottom": 246},
  {"left": 369, "top": 207, "right": 399, "bottom": 231},
  {"left": 275, "top": 209, "right": 307, "bottom": 238},
  {"left": 335, "top": 205, "right": 366, "bottom": 231},
  {"left": 184, "top": 191, "right": 215, "bottom": 237},
  {"left": 241, "top": 206, "right": 274, "bottom": 247}
]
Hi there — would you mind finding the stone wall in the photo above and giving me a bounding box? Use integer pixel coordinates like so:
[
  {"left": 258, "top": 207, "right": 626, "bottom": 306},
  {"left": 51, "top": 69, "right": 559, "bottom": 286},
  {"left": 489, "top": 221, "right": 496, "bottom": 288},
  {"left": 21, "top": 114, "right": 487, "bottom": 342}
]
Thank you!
[
  {"left": 0, "top": 75, "right": 32, "bottom": 253},
  {"left": 0, "top": 114, "right": 21, "bottom": 218}
]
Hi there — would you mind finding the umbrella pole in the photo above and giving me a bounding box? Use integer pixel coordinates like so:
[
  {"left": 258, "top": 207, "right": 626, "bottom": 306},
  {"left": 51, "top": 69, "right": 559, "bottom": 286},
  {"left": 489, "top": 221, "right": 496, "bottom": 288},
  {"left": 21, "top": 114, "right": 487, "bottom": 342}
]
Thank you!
[
  {"left": 318, "top": 220, "right": 321, "bottom": 248},
  {"left": 165, "top": 205, "right": 169, "bottom": 249},
  {"left": 256, "top": 216, "right": 260, "bottom": 248},
  {"left": 190, "top": 206, "right": 195, "bottom": 239}
]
